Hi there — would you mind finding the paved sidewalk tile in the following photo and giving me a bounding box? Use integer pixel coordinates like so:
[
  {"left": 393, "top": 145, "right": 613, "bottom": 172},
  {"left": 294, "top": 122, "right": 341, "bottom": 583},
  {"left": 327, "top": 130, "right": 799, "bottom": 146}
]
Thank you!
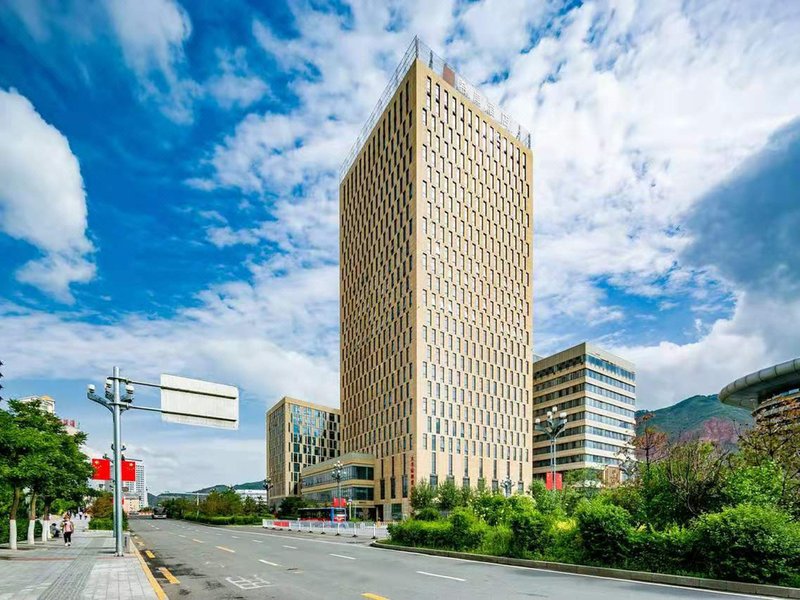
[{"left": 0, "top": 532, "right": 157, "bottom": 600}]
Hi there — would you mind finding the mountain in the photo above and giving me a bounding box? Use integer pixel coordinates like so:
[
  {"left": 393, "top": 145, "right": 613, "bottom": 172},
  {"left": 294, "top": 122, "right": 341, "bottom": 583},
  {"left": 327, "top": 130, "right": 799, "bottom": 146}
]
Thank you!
[
  {"left": 636, "top": 394, "right": 753, "bottom": 448},
  {"left": 192, "top": 480, "right": 266, "bottom": 494}
]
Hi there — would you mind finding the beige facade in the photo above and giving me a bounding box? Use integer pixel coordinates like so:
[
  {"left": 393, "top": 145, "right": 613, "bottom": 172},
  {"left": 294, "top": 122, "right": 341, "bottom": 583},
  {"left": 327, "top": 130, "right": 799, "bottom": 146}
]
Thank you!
[
  {"left": 266, "top": 396, "right": 340, "bottom": 507},
  {"left": 532, "top": 342, "right": 636, "bottom": 476},
  {"left": 340, "top": 39, "right": 534, "bottom": 518}
]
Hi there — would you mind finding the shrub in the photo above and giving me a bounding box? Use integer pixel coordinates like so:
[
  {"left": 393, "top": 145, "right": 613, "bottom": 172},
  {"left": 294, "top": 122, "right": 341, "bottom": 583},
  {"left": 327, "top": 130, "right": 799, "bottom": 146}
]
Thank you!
[
  {"left": 575, "top": 499, "right": 633, "bottom": 564},
  {"left": 470, "top": 491, "right": 508, "bottom": 526},
  {"left": 88, "top": 518, "right": 114, "bottom": 530},
  {"left": 388, "top": 519, "right": 451, "bottom": 548},
  {"left": 415, "top": 507, "right": 440, "bottom": 521},
  {"left": 690, "top": 503, "right": 800, "bottom": 584},
  {"left": 446, "top": 508, "right": 485, "bottom": 551},
  {"left": 600, "top": 484, "right": 646, "bottom": 526},
  {"left": 529, "top": 480, "right": 563, "bottom": 516},
  {"left": 479, "top": 524, "right": 512, "bottom": 556},
  {"left": 508, "top": 507, "right": 549, "bottom": 558},
  {"left": 546, "top": 518, "right": 582, "bottom": 563},
  {"left": 629, "top": 525, "right": 692, "bottom": 573}
]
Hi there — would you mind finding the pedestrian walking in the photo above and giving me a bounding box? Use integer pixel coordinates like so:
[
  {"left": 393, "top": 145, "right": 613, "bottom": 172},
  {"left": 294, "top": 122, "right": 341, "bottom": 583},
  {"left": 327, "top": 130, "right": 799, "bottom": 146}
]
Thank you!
[{"left": 62, "top": 513, "right": 74, "bottom": 547}]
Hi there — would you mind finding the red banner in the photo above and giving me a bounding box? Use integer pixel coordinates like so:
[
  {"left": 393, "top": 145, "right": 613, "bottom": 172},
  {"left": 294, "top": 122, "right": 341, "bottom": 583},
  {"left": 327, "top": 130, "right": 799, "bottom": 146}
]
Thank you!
[
  {"left": 92, "top": 458, "right": 111, "bottom": 481},
  {"left": 545, "top": 472, "right": 563, "bottom": 491},
  {"left": 121, "top": 460, "right": 137, "bottom": 482}
]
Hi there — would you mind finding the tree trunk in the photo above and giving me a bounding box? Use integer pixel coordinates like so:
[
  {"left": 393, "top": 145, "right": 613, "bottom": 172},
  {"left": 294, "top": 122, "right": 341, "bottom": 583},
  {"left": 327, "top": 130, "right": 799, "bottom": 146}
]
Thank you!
[
  {"left": 9, "top": 487, "right": 21, "bottom": 551},
  {"left": 42, "top": 501, "right": 52, "bottom": 542},
  {"left": 27, "top": 491, "right": 37, "bottom": 545}
]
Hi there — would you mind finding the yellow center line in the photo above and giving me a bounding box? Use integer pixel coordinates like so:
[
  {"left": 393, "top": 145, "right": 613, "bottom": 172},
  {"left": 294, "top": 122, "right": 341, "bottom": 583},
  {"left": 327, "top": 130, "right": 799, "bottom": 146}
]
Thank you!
[
  {"left": 191, "top": 539, "right": 205, "bottom": 544},
  {"left": 158, "top": 567, "right": 180, "bottom": 585},
  {"left": 362, "top": 594, "right": 390, "bottom": 600},
  {"left": 145, "top": 550, "right": 156, "bottom": 559},
  {"left": 215, "top": 545, "right": 235, "bottom": 553}
]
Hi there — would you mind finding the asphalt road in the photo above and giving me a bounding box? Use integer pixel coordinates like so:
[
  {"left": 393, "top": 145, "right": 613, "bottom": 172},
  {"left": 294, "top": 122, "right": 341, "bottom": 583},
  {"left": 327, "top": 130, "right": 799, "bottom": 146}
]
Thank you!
[{"left": 129, "top": 517, "right": 771, "bottom": 600}]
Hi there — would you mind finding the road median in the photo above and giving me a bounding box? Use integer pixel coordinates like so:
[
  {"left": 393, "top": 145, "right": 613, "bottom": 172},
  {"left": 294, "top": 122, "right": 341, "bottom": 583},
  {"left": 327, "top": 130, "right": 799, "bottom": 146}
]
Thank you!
[{"left": 371, "top": 541, "right": 800, "bottom": 599}]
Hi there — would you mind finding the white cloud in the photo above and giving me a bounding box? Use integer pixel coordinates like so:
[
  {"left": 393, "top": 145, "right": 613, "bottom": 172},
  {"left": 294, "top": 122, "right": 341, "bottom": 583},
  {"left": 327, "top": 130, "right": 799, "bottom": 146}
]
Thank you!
[
  {"left": 104, "top": 0, "right": 197, "bottom": 122},
  {"left": 0, "top": 89, "right": 95, "bottom": 302},
  {"left": 206, "top": 47, "right": 269, "bottom": 109},
  {"left": 0, "top": 256, "right": 340, "bottom": 407}
]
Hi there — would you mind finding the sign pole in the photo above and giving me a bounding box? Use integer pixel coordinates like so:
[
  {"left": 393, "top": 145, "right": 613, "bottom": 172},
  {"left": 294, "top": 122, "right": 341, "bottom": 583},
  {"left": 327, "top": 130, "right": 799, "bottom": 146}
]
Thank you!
[{"left": 112, "top": 366, "right": 124, "bottom": 557}]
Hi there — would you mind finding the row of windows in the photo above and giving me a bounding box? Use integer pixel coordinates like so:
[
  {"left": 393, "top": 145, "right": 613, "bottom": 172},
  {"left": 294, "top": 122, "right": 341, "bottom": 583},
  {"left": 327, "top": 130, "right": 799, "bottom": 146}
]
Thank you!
[
  {"left": 533, "top": 396, "right": 635, "bottom": 419},
  {"left": 533, "top": 368, "right": 635, "bottom": 395},
  {"left": 533, "top": 438, "right": 626, "bottom": 455},
  {"left": 534, "top": 453, "right": 621, "bottom": 468},
  {"left": 301, "top": 466, "right": 374, "bottom": 488},
  {"left": 534, "top": 382, "right": 635, "bottom": 407}
]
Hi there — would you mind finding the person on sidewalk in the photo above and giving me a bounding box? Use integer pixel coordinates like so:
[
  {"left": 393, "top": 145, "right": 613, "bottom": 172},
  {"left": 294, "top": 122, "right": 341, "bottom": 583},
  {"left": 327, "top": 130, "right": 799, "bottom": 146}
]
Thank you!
[{"left": 62, "top": 513, "right": 74, "bottom": 547}]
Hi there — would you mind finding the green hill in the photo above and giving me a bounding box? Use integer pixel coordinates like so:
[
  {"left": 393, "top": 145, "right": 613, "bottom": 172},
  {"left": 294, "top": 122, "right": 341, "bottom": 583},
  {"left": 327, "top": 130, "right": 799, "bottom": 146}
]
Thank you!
[
  {"left": 192, "top": 480, "right": 266, "bottom": 494},
  {"left": 636, "top": 394, "right": 753, "bottom": 445}
]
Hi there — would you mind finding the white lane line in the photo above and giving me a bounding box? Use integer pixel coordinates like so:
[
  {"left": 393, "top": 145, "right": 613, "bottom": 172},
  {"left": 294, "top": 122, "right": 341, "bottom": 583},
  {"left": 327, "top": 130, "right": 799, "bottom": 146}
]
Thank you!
[
  {"left": 330, "top": 553, "right": 356, "bottom": 560},
  {"left": 416, "top": 571, "right": 465, "bottom": 582},
  {"left": 259, "top": 559, "right": 281, "bottom": 567},
  {"left": 216, "top": 545, "right": 236, "bottom": 553},
  {"left": 178, "top": 534, "right": 186, "bottom": 538},
  {"left": 231, "top": 536, "right": 240, "bottom": 539},
  {"left": 251, "top": 539, "right": 263, "bottom": 543},
  {"left": 191, "top": 538, "right": 205, "bottom": 544},
  {"left": 282, "top": 545, "right": 297, "bottom": 550}
]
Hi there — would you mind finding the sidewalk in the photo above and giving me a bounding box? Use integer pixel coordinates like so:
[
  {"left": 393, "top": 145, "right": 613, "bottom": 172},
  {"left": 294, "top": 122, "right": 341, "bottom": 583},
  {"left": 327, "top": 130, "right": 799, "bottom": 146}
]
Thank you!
[{"left": 0, "top": 530, "right": 159, "bottom": 600}]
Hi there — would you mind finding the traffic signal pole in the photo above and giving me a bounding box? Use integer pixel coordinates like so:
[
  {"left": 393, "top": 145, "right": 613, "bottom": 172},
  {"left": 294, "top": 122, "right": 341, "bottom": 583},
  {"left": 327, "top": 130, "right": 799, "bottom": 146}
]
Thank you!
[{"left": 111, "top": 366, "right": 124, "bottom": 556}]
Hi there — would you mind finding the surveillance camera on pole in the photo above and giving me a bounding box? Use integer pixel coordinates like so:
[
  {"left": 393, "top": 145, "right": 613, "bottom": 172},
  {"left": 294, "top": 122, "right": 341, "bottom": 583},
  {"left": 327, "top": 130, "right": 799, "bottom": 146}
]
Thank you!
[{"left": 87, "top": 366, "right": 238, "bottom": 556}]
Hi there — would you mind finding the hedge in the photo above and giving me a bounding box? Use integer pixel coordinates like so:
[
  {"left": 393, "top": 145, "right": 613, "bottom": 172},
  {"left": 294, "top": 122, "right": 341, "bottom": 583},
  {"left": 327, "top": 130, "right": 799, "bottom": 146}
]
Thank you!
[
  {"left": 183, "top": 514, "right": 262, "bottom": 525},
  {"left": 0, "top": 520, "right": 43, "bottom": 544}
]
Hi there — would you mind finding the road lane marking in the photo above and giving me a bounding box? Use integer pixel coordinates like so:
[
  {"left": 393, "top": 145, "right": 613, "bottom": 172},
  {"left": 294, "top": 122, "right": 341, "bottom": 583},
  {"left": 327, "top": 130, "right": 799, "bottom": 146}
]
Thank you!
[
  {"left": 178, "top": 534, "right": 186, "bottom": 538},
  {"left": 145, "top": 550, "right": 156, "bottom": 559},
  {"left": 231, "top": 536, "right": 240, "bottom": 539},
  {"left": 330, "top": 553, "right": 356, "bottom": 560},
  {"left": 158, "top": 567, "right": 180, "bottom": 585},
  {"left": 362, "top": 594, "right": 390, "bottom": 600},
  {"left": 282, "top": 545, "right": 297, "bottom": 549},
  {"left": 251, "top": 539, "right": 263, "bottom": 543},
  {"left": 216, "top": 545, "right": 236, "bottom": 553},
  {"left": 259, "top": 559, "right": 281, "bottom": 567},
  {"left": 192, "top": 539, "right": 205, "bottom": 544},
  {"left": 416, "top": 571, "right": 464, "bottom": 582}
]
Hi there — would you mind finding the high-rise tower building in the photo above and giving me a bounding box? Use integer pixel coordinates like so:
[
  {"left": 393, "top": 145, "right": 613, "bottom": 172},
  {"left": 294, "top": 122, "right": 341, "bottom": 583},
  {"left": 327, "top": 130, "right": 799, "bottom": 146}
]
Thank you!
[
  {"left": 340, "top": 38, "right": 533, "bottom": 518},
  {"left": 266, "top": 396, "right": 340, "bottom": 507}
]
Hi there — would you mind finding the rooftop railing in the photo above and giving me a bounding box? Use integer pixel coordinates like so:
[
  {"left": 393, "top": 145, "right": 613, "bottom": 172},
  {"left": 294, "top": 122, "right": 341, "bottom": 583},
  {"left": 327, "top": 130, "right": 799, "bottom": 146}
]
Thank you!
[{"left": 339, "top": 37, "right": 532, "bottom": 180}]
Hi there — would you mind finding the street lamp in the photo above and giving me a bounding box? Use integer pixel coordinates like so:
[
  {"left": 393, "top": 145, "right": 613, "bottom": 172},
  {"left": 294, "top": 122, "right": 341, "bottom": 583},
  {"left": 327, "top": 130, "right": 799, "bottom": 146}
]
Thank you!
[
  {"left": 617, "top": 448, "right": 638, "bottom": 481},
  {"left": 263, "top": 477, "right": 273, "bottom": 511},
  {"left": 534, "top": 406, "right": 568, "bottom": 489},
  {"left": 331, "top": 460, "right": 344, "bottom": 511},
  {"left": 500, "top": 475, "right": 513, "bottom": 498}
]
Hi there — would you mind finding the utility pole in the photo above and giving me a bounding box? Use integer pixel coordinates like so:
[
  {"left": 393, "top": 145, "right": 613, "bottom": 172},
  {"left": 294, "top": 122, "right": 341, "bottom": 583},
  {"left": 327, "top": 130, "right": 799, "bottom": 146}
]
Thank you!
[
  {"left": 534, "top": 406, "right": 568, "bottom": 489},
  {"left": 88, "top": 367, "right": 239, "bottom": 556}
]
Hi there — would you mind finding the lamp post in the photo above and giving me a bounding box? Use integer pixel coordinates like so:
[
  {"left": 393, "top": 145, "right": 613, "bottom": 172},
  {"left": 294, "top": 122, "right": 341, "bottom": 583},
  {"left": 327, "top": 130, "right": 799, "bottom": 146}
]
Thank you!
[
  {"left": 617, "top": 448, "right": 638, "bottom": 482},
  {"left": 263, "top": 477, "right": 273, "bottom": 511},
  {"left": 331, "top": 460, "right": 344, "bottom": 515},
  {"left": 534, "top": 406, "right": 568, "bottom": 490},
  {"left": 500, "top": 475, "right": 513, "bottom": 498}
]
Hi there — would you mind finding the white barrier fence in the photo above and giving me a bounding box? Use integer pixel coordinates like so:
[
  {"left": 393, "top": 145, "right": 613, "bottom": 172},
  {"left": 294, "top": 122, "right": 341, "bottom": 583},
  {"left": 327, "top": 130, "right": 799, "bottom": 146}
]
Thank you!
[{"left": 262, "top": 519, "right": 388, "bottom": 539}]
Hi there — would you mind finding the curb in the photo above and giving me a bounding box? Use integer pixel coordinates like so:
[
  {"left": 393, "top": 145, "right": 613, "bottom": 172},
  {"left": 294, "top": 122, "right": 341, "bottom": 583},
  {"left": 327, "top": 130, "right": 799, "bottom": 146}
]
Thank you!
[
  {"left": 132, "top": 543, "right": 168, "bottom": 600},
  {"left": 371, "top": 542, "right": 800, "bottom": 599}
]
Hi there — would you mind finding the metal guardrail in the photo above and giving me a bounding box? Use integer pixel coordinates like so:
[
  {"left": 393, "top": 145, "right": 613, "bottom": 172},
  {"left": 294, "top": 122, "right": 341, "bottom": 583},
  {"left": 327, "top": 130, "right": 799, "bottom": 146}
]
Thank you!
[
  {"left": 339, "top": 36, "right": 532, "bottom": 180},
  {"left": 262, "top": 519, "right": 388, "bottom": 539}
]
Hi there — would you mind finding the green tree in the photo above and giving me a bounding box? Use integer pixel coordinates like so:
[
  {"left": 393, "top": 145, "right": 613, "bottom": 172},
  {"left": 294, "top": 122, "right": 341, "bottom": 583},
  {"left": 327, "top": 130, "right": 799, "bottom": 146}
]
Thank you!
[
  {"left": 0, "top": 399, "right": 66, "bottom": 549},
  {"left": 436, "top": 479, "right": 459, "bottom": 512},
  {"left": 410, "top": 482, "right": 435, "bottom": 514}
]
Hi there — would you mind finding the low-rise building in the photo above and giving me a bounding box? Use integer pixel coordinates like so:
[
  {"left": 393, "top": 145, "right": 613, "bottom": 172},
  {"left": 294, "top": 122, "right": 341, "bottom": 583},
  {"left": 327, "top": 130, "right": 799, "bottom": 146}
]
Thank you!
[
  {"left": 266, "top": 396, "right": 340, "bottom": 508},
  {"left": 300, "top": 453, "right": 377, "bottom": 520},
  {"left": 532, "top": 342, "right": 636, "bottom": 479}
]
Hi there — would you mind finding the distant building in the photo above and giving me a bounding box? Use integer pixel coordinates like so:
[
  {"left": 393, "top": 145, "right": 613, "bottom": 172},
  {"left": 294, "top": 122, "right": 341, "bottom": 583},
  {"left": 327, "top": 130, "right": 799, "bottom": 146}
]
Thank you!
[
  {"left": 18, "top": 395, "right": 56, "bottom": 414},
  {"left": 266, "top": 396, "right": 340, "bottom": 507},
  {"left": 60, "top": 418, "right": 80, "bottom": 436},
  {"left": 720, "top": 357, "right": 800, "bottom": 428},
  {"left": 531, "top": 342, "right": 636, "bottom": 478}
]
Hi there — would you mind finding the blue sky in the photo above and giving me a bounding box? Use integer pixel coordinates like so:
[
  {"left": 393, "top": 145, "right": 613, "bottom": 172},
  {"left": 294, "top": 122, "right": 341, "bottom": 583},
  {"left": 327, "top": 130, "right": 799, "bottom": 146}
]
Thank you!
[{"left": 1, "top": 0, "right": 799, "bottom": 492}]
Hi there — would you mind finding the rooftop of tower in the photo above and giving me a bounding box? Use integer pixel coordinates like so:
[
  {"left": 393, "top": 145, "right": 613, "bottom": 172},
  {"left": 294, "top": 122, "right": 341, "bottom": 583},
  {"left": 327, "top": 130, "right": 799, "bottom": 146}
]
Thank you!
[{"left": 339, "top": 36, "right": 532, "bottom": 180}]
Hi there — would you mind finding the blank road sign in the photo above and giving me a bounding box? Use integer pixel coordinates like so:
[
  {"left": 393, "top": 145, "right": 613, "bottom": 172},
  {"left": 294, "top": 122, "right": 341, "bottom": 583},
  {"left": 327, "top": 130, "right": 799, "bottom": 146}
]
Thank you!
[{"left": 160, "top": 374, "right": 239, "bottom": 430}]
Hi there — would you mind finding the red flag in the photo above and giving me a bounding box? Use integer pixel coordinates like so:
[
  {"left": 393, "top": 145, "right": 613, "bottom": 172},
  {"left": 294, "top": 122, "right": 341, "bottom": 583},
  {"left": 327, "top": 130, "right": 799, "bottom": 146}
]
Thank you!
[
  {"left": 121, "top": 460, "right": 137, "bottom": 482},
  {"left": 92, "top": 458, "right": 111, "bottom": 481}
]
